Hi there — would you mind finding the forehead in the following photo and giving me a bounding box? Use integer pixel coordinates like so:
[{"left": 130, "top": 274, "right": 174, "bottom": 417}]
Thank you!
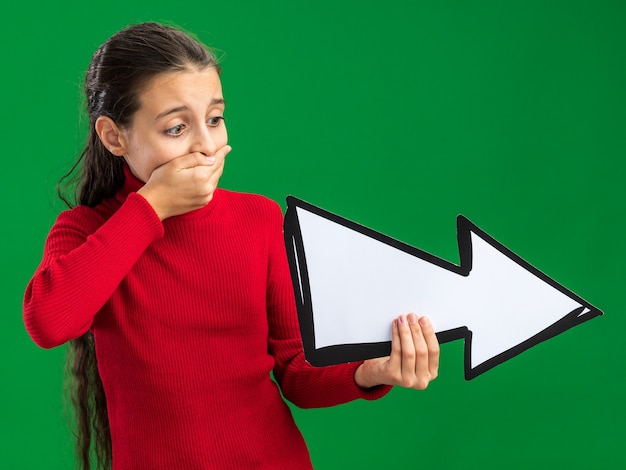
[{"left": 137, "top": 66, "right": 223, "bottom": 113}]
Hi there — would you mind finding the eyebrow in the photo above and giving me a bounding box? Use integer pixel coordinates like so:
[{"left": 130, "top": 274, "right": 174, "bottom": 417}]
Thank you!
[{"left": 154, "top": 98, "right": 225, "bottom": 121}]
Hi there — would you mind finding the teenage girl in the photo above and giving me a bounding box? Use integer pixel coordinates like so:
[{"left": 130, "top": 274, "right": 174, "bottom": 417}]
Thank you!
[{"left": 23, "top": 22, "right": 439, "bottom": 469}]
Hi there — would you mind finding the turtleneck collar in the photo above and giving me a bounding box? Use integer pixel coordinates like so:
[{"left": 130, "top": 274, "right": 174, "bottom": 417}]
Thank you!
[{"left": 120, "top": 163, "right": 145, "bottom": 197}]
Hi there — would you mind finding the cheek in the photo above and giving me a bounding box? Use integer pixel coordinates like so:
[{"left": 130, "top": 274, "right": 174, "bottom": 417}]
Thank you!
[{"left": 126, "top": 140, "right": 179, "bottom": 181}]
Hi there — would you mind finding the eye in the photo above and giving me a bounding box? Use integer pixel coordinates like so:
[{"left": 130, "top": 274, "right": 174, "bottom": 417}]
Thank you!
[
  {"left": 207, "top": 116, "right": 225, "bottom": 127},
  {"left": 165, "top": 124, "right": 185, "bottom": 136}
]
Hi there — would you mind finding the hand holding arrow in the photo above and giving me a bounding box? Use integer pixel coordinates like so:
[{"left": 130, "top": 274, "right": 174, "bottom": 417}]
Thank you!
[{"left": 284, "top": 196, "right": 602, "bottom": 380}]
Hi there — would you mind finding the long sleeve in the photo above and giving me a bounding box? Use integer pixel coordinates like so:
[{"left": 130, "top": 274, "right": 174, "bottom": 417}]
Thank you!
[
  {"left": 24, "top": 183, "right": 387, "bottom": 467},
  {"left": 266, "top": 202, "right": 392, "bottom": 408},
  {"left": 23, "top": 193, "right": 164, "bottom": 349}
]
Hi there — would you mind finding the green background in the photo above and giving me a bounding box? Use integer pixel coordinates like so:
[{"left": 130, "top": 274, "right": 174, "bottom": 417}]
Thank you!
[{"left": 1, "top": 0, "right": 624, "bottom": 468}]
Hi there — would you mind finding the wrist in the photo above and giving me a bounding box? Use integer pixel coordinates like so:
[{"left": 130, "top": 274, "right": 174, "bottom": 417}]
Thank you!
[
  {"left": 137, "top": 186, "right": 168, "bottom": 221},
  {"left": 354, "top": 361, "right": 380, "bottom": 389}
]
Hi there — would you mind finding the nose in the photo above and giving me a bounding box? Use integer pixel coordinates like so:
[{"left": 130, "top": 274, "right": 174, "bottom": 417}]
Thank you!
[{"left": 190, "top": 124, "right": 217, "bottom": 156}]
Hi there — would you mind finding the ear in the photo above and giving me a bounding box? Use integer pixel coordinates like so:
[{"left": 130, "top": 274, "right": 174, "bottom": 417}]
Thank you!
[{"left": 95, "top": 116, "right": 128, "bottom": 156}]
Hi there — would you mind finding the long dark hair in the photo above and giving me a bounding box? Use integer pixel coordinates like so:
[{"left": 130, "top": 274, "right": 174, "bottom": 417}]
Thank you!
[{"left": 60, "top": 22, "right": 220, "bottom": 469}]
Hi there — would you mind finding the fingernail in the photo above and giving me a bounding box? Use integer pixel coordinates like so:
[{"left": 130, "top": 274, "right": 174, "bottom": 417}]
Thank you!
[
  {"left": 398, "top": 315, "right": 405, "bottom": 324},
  {"left": 419, "top": 316, "right": 430, "bottom": 327},
  {"left": 408, "top": 313, "right": 418, "bottom": 324},
  {"left": 207, "top": 156, "right": 216, "bottom": 163}
]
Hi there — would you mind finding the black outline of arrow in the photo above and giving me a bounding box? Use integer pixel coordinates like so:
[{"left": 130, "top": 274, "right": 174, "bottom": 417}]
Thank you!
[{"left": 284, "top": 195, "right": 603, "bottom": 380}]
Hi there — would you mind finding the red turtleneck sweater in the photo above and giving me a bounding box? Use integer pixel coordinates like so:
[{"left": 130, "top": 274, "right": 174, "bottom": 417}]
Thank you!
[{"left": 23, "top": 167, "right": 390, "bottom": 469}]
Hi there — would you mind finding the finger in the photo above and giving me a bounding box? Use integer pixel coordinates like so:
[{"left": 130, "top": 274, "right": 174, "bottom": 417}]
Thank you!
[
  {"left": 200, "top": 145, "right": 232, "bottom": 167},
  {"left": 419, "top": 316, "right": 440, "bottom": 379},
  {"left": 207, "top": 148, "right": 229, "bottom": 179},
  {"left": 397, "top": 315, "right": 418, "bottom": 383},
  {"left": 215, "top": 144, "right": 232, "bottom": 159},
  {"left": 387, "top": 317, "right": 402, "bottom": 374},
  {"left": 182, "top": 144, "right": 231, "bottom": 168},
  {"left": 157, "top": 152, "right": 212, "bottom": 171},
  {"left": 206, "top": 160, "right": 225, "bottom": 186},
  {"left": 192, "top": 145, "right": 231, "bottom": 177},
  {"left": 407, "top": 313, "right": 429, "bottom": 383}
]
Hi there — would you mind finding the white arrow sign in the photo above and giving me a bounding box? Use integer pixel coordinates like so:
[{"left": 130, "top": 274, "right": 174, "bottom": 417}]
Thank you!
[{"left": 284, "top": 196, "right": 602, "bottom": 380}]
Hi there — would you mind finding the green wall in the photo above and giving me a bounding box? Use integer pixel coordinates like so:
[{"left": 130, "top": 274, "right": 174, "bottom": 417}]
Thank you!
[{"left": 1, "top": 1, "right": 624, "bottom": 468}]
